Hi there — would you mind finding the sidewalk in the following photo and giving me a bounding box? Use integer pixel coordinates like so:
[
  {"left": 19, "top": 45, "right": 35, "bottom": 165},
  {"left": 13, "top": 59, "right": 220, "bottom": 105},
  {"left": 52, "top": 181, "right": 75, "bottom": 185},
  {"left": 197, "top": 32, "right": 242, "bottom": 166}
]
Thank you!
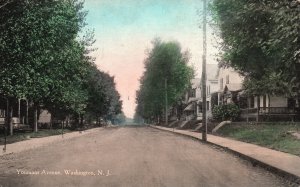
[
  {"left": 151, "top": 125, "right": 300, "bottom": 184},
  {"left": 0, "top": 128, "right": 102, "bottom": 156}
]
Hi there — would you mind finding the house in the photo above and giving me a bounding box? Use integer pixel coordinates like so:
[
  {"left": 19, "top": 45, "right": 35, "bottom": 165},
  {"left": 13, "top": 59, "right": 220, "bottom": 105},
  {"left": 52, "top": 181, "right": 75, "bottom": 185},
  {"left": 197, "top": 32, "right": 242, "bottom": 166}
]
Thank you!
[
  {"left": 240, "top": 95, "right": 300, "bottom": 121},
  {"left": 0, "top": 95, "right": 54, "bottom": 132},
  {"left": 217, "top": 67, "right": 300, "bottom": 121},
  {"left": 0, "top": 96, "right": 30, "bottom": 133},
  {"left": 217, "top": 67, "right": 244, "bottom": 105},
  {"left": 181, "top": 64, "right": 219, "bottom": 122},
  {"left": 183, "top": 78, "right": 201, "bottom": 121},
  {"left": 203, "top": 64, "right": 219, "bottom": 118},
  {"left": 38, "top": 109, "right": 52, "bottom": 127}
]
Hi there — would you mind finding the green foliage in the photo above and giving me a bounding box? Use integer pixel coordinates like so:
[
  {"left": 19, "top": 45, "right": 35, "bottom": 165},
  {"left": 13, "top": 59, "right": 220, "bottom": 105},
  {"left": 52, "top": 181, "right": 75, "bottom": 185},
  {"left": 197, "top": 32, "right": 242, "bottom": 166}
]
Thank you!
[
  {"left": 112, "top": 112, "right": 126, "bottom": 125},
  {"left": 212, "top": 104, "right": 240, "bottom": 121},
  {"left": 85, "top": 65, "right": 122, "bottom": 121},
  {"left": 217, "top": 123, "right": 300, "bottom": 156},
  {"left": 135, "top": 39, "right": 194, "bottom": 121},
  {"left": 0, "top": 0, "right": 123, "bottom": 128},
  {"left": 210, "top": 0, "right": 300, "bottom": 97}
]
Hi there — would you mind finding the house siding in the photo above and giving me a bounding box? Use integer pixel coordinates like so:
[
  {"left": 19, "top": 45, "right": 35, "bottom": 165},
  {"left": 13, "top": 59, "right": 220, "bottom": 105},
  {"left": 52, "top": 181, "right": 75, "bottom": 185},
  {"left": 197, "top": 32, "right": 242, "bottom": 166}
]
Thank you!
[
  {"left": 270, "top": 96, "right": 287, "bottom": 107},
  {"left": 38, "top": 110, "right": 51, "bottom": 123},
  {"left": 218, "top": 67, "right": 244, "bottom": 92}
]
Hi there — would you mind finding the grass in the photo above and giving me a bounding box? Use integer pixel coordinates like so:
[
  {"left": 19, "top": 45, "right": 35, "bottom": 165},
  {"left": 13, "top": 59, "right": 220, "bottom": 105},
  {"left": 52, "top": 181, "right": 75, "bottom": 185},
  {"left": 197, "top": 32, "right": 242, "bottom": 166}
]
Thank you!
[
  {"left": 216, "top": 123, "right": 300, "bottom": 156},
  {"left": 0, "top": 129, "right": 71, "bottom": 145}
]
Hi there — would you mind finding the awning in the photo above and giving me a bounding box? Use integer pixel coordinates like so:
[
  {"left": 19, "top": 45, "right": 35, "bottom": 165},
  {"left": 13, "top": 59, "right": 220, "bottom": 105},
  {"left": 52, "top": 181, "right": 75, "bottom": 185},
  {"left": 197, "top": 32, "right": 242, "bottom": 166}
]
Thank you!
[{"left": 184, "top": 103, "right": 195, "bottom": 111}]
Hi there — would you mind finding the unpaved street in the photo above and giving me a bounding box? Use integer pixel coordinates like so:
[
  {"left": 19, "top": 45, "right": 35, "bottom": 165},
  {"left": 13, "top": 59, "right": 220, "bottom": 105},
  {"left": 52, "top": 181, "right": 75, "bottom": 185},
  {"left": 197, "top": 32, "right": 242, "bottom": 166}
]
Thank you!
[{"left": 0, "top": 126, "right": 294, "bottom": 187}]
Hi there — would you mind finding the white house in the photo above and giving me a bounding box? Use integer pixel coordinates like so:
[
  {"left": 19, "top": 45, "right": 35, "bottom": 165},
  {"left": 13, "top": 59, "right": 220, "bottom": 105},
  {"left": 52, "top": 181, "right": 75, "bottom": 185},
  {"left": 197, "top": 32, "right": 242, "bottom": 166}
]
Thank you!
[
  {"left": 217, "top": 67, "right": 299, "bottom": 121},
  {"left": 217, "top": 67, "right": 244, "bottom": 105},
  {"left": 183, "top": 78, "right": 202, "bottom": 120},
  {"left": 204, "top": 64, "right": 219, "bottom": 117}
]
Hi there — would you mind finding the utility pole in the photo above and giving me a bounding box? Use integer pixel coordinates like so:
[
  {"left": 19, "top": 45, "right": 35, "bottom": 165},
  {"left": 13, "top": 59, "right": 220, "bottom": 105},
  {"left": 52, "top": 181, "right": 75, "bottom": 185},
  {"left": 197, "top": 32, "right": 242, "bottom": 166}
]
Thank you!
[
  {"left": 165, "top": 78, "right": 168, "bottom": 126},
  {"left": 201, "top": 0, "right": 207, "bottom": 141}
]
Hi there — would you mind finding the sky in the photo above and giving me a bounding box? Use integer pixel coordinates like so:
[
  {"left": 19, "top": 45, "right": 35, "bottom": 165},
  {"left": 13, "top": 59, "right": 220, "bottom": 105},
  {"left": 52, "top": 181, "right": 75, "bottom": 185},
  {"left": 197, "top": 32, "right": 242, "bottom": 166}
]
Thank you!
[{"left": 84, "top": 0, "right": 218, "bottom": 118}]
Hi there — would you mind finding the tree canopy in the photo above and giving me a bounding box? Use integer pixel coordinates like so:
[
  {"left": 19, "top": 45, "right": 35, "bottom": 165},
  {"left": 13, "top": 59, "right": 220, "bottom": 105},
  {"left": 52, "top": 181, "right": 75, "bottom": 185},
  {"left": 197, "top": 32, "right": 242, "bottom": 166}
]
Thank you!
[
  {"left": 135, "top": 39, "right": 193, "bottom": 121},
  {"left": 0, "top": 0, "right": 123, "bottom": 132},
  {"left": 210, "top": 0, "right": 300, "bottom": 97}
]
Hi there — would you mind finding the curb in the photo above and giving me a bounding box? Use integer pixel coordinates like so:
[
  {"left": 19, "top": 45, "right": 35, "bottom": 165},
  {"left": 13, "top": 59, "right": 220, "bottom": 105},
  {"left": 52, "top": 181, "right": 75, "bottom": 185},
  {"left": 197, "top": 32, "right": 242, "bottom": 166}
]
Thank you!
[
  {"left": 150, "top": 125, "right": 300, "bottom": 185},
  {"left": 0, "top": 127, "right": 103, "bottom": 157}
]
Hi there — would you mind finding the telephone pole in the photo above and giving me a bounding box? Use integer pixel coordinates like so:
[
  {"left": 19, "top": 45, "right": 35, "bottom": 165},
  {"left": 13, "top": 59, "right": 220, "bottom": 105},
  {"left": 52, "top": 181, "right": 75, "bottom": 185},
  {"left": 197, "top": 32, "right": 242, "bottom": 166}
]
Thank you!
[{"left": 201, "top": 0, "right": 207, "bottom": 141}]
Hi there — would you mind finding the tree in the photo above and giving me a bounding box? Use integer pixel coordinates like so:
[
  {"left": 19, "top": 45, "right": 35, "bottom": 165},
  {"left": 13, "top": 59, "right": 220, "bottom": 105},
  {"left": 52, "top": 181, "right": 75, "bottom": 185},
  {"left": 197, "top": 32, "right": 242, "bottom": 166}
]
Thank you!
[
  {"left": 85, "top": 65, "right": 122, "bottom": 124},
  {"left": 0, "top": 0, "right": 90, "bottom": 132},
  {"left": 210, "top": 0, "right": 300, "bottom": 97},
  {"left": 135, "top": 39, "right": 194, "bottom": 122},
  {"left": 0, "top": 0, "right": 123, "bottom": 133}
]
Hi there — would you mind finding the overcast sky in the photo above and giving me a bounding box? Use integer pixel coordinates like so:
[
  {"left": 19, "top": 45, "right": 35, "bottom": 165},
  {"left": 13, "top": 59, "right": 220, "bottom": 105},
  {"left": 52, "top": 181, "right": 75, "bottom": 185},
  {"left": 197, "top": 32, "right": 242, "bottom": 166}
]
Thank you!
[{"left": 84, "top": 0, "right": 218, "bottom": 118}]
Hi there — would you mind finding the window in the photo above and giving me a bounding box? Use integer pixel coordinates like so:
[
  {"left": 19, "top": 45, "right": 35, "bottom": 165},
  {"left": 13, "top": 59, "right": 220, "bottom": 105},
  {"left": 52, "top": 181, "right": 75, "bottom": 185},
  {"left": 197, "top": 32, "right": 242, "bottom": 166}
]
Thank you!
[
  {"left": 198, "top": 104, "right": 202, "bottom": 113},
  {"left": 250, "top": 96, "right": 255, "bottom": 108},
  {"left": 263, "top": 95, "right": 266, "bottom": 109},
  {"left": 189, "top": 89, "right": 196, "bottom": 97},
  {"left": 226, "top": 75, "right": 229, "bottom": 84},
  {"left": 220, "top": 78, "right": 223, "bottom": 90},
  {"left": 207, "top": 85, "right": 210, "bottom": 95}
]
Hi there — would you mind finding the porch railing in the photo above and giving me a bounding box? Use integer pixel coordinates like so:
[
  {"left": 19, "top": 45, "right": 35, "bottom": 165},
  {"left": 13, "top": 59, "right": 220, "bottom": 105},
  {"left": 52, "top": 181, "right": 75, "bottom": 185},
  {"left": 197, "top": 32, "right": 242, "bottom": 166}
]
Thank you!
[{"left": 241, "top": 107, "right": 298, "bottom": 115}]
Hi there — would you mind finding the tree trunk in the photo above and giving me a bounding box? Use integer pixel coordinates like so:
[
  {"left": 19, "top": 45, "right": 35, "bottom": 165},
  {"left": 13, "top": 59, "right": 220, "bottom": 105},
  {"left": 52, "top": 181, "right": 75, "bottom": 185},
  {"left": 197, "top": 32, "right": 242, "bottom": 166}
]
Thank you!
[
  {"left": 33, "top": 104, "right": 38, "bottom": 132},
  {"left": 256, "top": 96, "right": 260, "bottom": 122},
  {"left": 26, "top": 100, "right": 29, "bottom": 125},
  {"left": 50, "top": 114, "right": 54, "bottom": 129},
  {"left": 80, "top": 115, "right": 84, "bottom": 128},
  {"left": 9, "top": 104, "right": 13, "bottom": 136},
  {"left": 66, "top": 115, "right": 69, "bottom": 128}
]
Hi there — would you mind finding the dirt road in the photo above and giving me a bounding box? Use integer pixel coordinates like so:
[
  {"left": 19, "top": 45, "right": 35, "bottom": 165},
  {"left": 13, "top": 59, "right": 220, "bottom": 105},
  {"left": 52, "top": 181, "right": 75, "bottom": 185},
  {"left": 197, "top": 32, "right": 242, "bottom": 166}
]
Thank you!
[{"left": 0, "top": 126, "right": 294, "bottom": 187}]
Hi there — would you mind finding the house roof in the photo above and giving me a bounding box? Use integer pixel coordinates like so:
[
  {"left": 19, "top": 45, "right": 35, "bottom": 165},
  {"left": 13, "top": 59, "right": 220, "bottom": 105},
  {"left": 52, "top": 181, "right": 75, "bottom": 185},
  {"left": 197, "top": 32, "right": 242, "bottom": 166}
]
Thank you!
[{"left": 224, "top": 83, "right": 243, "bottom": 92}]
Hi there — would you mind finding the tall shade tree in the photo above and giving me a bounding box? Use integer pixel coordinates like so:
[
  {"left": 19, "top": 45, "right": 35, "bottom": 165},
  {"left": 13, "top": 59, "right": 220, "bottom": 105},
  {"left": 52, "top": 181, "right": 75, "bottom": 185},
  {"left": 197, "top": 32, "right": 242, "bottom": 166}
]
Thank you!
[
  {"left": 210, "top": 0, "right": 300, "bottom": 97},
  {"left": 0, "top": 0, "right": 89, "bottom": 132},
  {"left": 135, "top": 39, "right": 193, "bottom": 122},
  {"left": 85, "top": 65, "right": 122, "bottom": 124}
]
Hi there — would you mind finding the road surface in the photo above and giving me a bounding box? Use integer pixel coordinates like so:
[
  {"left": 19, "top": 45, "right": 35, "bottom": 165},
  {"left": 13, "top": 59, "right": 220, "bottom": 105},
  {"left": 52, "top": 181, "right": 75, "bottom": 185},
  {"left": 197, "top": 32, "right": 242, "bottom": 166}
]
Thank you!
[{"left": 0, "top": 126, "right": 295, "bottom": 187}]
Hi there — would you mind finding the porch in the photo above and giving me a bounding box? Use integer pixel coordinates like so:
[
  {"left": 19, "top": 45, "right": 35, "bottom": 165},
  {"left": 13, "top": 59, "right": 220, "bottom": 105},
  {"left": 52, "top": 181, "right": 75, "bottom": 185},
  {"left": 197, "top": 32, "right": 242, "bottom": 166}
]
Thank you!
[{"left": 240, "top": 107, "right": 300, "bottom": 122}]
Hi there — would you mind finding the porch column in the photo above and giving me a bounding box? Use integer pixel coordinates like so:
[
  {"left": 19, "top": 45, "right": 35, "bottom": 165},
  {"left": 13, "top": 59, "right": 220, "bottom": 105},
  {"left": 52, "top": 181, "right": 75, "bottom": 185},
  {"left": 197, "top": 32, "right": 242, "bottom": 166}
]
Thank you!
[{"left": 256, "top": 96, "right": 260, "bottom": 122}]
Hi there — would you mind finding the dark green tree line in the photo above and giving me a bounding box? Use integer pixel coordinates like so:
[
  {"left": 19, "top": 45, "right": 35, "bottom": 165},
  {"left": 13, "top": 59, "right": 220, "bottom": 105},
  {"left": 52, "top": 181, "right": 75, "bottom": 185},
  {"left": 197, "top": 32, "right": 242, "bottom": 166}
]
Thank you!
[
  {"left": 134, "top": 39, "right": 193, "bottom": 123},
  {"left": 0, "top": 0, "right": 122, "bottom": 133}
]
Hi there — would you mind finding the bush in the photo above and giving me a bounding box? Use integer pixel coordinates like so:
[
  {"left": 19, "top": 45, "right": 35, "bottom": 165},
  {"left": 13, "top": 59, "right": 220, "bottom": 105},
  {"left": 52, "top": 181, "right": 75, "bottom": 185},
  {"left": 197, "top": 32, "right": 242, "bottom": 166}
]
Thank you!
[{"left": 212, "top": 104, "right": 240, "bottom": 121}]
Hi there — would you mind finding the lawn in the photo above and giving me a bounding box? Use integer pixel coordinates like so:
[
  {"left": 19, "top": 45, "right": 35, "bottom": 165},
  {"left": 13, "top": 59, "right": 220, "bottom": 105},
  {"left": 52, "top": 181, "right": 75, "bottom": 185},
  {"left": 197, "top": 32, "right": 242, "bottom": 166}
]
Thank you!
[
  {"left": 0, "top": 129, "right": 71, "bottom": 145},
  {"left": 216, "top": 123, "right": 300, "bottom": 156}
]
